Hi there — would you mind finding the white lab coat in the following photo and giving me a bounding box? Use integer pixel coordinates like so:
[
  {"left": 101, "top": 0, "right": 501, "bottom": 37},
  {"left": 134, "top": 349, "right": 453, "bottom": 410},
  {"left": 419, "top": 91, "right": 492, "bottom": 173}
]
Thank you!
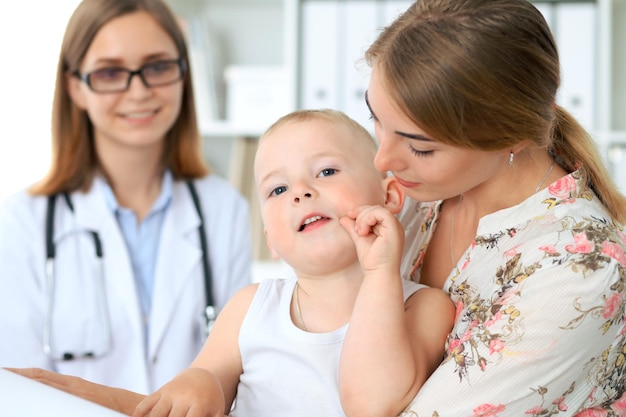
[{"left": 0, "top": 174, "right": 252, "bottom": 394}]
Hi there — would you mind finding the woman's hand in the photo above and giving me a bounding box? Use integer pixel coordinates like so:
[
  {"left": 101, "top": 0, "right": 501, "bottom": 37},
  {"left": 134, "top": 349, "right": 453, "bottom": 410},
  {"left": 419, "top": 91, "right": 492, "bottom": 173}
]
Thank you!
[
  {"left": 6, "top": 367, "right": 144, "bottom": 415},
  {"left": 132, "top": 368, "right": 226, "bottom": 417}
]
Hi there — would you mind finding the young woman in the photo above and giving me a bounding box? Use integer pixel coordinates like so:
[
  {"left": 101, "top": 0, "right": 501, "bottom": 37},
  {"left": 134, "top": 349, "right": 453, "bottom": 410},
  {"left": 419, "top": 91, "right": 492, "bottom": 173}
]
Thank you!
[
  {"left": 366, "top": 0, "right": 626, "bottom": 414},
  {"left": 0, "top": 0, "right": 252, "bottom": 395}
]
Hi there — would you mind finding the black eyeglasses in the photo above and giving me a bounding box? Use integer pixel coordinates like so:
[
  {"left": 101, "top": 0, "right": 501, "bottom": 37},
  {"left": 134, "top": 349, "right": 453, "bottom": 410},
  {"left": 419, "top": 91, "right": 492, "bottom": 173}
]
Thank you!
[{"left": 73, "top": 58, "right": 186, "bottom": 93}]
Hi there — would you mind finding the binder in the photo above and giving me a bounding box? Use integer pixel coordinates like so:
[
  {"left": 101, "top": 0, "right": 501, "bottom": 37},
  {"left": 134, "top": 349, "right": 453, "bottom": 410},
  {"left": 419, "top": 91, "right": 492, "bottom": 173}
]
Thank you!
[
  {"left": 300, "top": 1, "right": 340, "bottom": 110},
  {"left": 341, "top": 1, "right": 379, "bottom": 129},
  {"left": 554, "top": 3, "right": 596, "bottom": 132},
  {"left": 535, "top": 2, "right": 596, "bottom": 132},
  {"left": 300, "top": 0, "right": 414, "bottom": 131}
]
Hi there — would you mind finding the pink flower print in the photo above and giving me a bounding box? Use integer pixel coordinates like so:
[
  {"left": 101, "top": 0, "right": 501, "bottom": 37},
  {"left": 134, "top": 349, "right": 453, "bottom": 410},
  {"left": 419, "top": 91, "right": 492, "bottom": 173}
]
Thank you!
[
  {"left": 461, "top": 258, "right": 471, "bottom": 271},
  {"left": 603, "top": 292, "right": 624, "bottom": 319},
  {"left": 549, "top": 174, "right": 577, "bottom": 199},
  {"left": 540, "top": 244, "right": 558, "bottom": 255},
  {"left": 565, "top": 232, "right": 593, "bottom": 254},
  {"left": 455, "top": 300, "right": 464, "bottom": 322},
  {"left": 602, "top": 240, "right": 626, "bottom": 267},
  {"left": 496, "top": 288, "right": 520, "bottom": 305},
  {"left": 525, "top": 406, "right": 546, "bottom": 415},
  {"left": 573, "top": 408, "right": 608, "bottom": 417},
  {"left": 489, "top": 339, "right": 505, "bottom": 355},
  {"left": 505, "top": 245, "right": 521, "bottom": 257},
  {"left": 472, "top": 403, "right": 506, "bottom": 417},
  {"left": 415, "top": 249, "right": 426, "bottom": 268},
  {"left": 448, "top": 338, "right": 461, "bottom": 353},
  {"left": 552, "top": 397, "right": 568, "bottom": 412},
  {"left": 484, "top": 311, "right": 503, "bottom": 327},
  {"left": 461, "top": 329, "right": 473, "bottom": 343}
]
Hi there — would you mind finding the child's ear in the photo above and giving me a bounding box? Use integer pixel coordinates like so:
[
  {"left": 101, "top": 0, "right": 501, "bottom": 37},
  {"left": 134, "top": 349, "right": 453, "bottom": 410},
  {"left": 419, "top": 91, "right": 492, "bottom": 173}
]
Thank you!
[
  {"left": 382, "top": 176, "right": 405, "bottom": 215},
  {"left": 263, "top": 228, "right": 281, "bottom": 260}
]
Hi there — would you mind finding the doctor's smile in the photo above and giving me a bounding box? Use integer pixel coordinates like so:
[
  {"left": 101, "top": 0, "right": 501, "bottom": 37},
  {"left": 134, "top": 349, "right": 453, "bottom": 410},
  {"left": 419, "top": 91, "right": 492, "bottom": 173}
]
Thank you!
[{"left": 121, "top": 110, "right": 159, "bottom": 121}]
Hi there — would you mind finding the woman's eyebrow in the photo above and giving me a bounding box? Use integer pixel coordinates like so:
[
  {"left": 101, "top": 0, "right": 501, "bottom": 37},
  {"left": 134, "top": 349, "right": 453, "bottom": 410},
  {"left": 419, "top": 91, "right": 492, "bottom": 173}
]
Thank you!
[
  {"left": 397, "top": 132, "right": 433, "bottom": 142},
  {"left": 364, "top": 90, "right": 433, "bottom": 142}
]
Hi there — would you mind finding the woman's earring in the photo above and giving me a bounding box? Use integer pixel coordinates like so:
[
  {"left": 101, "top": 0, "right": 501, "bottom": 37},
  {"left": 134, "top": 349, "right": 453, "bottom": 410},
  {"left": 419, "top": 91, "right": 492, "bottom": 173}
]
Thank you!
[{"left": 508, "top": 152, "right": 515, "bottom": 166}]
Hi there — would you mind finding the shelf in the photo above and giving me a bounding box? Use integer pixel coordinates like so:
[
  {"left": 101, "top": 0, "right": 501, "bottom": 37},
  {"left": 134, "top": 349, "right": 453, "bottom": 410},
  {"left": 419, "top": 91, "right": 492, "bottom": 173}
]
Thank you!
[{"left": 200, "top": 121, "right": 268, "bottom": 139}]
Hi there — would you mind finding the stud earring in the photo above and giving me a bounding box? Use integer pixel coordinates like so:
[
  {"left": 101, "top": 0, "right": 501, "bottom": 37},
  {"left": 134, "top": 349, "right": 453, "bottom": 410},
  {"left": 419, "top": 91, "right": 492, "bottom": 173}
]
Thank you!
[{"left": 508, "top": 152, "right": 515, "bottom": 166}]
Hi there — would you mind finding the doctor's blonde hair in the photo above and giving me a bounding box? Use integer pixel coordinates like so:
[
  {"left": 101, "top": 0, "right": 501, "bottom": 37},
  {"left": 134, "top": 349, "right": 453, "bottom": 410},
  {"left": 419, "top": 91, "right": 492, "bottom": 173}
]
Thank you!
[{"left": 31, "top": 0, "right": 208, "bottom": 195}]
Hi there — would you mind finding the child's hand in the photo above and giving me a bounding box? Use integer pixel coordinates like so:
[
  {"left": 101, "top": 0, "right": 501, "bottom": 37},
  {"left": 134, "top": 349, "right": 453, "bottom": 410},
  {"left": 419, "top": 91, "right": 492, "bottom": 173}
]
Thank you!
[
  {"left": 132, "top": 368, "right": 226, "bottom": 417},
  {"left": 340, "top": 205, "right": 404, "bottom": 274}
]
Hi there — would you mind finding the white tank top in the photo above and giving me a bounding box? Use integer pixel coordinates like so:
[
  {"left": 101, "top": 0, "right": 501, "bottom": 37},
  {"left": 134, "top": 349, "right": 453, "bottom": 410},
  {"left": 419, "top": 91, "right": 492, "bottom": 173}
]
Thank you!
[{"left": 230, "top": 278, "right": 424, "bottom": 417}]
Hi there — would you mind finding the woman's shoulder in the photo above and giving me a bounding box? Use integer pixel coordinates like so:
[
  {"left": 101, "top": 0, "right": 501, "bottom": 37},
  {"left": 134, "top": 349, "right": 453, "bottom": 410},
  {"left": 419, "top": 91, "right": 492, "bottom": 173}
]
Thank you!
[
  {"left": 0, "top": 188, "right": 49, "bottom": 240},
  {"left": 0, "top": 188, "right": 47, "bottom": 218}
]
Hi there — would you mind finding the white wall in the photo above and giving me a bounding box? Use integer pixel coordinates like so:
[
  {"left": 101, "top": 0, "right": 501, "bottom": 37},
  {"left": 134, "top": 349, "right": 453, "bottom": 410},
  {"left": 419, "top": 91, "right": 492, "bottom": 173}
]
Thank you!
[{"left": 0, "top": 1, "right": 81, "bottom": 202}]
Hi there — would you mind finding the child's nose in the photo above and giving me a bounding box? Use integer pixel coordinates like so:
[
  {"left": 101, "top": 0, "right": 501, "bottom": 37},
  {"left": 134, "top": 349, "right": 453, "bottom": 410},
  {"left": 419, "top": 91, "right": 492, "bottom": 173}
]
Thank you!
[{"left": 293, "top": 192, "right": 312, "bottom": 203}]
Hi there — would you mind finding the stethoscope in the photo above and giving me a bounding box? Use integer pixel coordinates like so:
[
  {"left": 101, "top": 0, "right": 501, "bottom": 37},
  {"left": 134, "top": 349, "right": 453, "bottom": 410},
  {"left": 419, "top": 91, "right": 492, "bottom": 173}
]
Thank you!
[{"left": 43, "top": 181, "right": 214, "bottom": 361}]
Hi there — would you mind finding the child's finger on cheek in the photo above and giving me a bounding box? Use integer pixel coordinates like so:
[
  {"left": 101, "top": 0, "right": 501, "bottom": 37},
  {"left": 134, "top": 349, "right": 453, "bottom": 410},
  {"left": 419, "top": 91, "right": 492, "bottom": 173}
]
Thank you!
[
  {"left": 339, "top": 216, "right": 360, "bottom": 240},
  {"left": 339, "top": 215, "right": 354, "bottom": 232}
]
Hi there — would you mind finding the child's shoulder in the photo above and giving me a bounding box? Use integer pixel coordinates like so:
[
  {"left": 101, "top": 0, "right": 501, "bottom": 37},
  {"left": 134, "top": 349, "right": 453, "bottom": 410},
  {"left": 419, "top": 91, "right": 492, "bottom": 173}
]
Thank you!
[
  {"left": 402, "top": 279, "right": 429, "bottom": 301},
  {"left": 405, "top": 283, "right": 455, "bottom": 321},
  {"left": 232, "top": 282, "right": 261, "bottom": 303},
  {"left": 228, "top": 279, "right": 296, "bottom": 311}
]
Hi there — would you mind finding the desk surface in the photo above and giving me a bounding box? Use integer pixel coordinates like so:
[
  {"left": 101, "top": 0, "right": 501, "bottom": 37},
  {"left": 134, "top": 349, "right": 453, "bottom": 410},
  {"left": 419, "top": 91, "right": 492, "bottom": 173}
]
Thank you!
[{"left": 0, "top": 368, "right": 125, "bottom": 417}]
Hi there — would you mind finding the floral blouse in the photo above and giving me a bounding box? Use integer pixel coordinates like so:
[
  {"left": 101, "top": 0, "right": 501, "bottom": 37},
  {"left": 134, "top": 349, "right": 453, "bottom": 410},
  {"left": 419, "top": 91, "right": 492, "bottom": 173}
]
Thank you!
[{"left": 398, "top": 170, "right": 626, "bottom": 417}]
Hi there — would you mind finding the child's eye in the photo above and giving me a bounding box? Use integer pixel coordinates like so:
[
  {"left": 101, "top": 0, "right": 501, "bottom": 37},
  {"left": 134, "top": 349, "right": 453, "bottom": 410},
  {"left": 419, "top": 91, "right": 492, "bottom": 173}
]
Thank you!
[
  {"left": 269, "top": 186, "right": 287, "bottom": 197},
  {"left": 318, "top": 168, "right": 337, "bottom": 177},
  {"left": 409, "top": 144, "right": 434, "bottom": 157}
]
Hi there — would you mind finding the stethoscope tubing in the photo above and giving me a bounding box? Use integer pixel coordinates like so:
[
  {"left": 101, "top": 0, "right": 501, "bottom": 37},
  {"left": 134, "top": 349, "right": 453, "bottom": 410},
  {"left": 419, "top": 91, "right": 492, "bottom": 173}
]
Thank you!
[{"left": 43, "top": 180, "right": 213, "bottom": 361}]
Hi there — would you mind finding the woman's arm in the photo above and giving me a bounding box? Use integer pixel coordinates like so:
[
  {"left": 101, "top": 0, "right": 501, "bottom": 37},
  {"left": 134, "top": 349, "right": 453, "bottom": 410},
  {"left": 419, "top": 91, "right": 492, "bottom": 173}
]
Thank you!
[{"left": 6, "top": 368, "right": 144, "bottom": 415}]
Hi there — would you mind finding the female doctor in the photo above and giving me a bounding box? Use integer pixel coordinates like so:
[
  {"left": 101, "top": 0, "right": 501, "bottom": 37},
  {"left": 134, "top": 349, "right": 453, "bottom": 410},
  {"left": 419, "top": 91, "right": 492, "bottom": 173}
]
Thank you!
[{"left": 0, "top": 0, "right": 252, "bottom": 395}]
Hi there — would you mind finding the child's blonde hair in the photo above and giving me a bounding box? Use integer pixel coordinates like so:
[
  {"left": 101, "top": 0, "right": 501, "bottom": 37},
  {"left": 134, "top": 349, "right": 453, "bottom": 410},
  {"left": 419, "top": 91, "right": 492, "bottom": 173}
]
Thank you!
[{"left": 261, "top": 109, "right": 378, "bottom": 154}]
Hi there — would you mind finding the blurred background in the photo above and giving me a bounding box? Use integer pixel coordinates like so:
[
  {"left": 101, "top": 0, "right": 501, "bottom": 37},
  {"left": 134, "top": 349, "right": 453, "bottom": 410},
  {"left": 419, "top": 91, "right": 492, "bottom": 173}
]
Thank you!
[{"left": 0, "top": 0, "right": 624, "bottom": 264}]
